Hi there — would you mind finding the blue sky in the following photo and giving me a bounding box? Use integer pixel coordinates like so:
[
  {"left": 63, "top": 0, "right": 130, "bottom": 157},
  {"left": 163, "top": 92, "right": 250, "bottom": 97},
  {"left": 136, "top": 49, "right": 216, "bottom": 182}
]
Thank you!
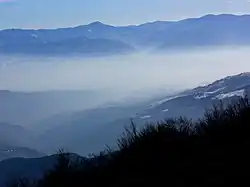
[{"left": 1, "top": 0, "right": 250, "bottom": 29}]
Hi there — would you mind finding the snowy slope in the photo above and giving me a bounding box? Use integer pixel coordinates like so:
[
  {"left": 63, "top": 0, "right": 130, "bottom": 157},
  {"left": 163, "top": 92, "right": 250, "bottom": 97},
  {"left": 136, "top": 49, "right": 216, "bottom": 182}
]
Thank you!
[{"left": 132, "top": 72, "right": 250, "bottom": 123}]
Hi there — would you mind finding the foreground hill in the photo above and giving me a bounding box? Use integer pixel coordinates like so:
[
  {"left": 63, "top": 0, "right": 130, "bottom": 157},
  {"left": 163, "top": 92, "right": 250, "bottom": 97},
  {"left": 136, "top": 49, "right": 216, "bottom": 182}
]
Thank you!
[
  {"left": 7, "top": 98, "right": 250, "bottom": 187},
  {"left": 1, "top": 14, "right": 250, "bottom": 55}
]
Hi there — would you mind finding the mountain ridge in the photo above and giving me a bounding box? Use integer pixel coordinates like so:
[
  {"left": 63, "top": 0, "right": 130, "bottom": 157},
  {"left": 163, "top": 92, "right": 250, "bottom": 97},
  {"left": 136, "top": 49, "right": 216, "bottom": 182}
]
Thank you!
[
  {"left": 2, "top": 14, "right": 250, "bottom": 55},
  {"left": 1, "top": 14, "right": 249, "bottom": 31}
]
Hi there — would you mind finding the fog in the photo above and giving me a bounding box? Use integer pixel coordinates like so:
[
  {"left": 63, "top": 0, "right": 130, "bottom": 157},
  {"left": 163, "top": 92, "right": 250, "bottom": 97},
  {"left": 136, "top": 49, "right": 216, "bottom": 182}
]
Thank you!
[{"left": 1, "top": 47, "right": 250, "bottom": 100}]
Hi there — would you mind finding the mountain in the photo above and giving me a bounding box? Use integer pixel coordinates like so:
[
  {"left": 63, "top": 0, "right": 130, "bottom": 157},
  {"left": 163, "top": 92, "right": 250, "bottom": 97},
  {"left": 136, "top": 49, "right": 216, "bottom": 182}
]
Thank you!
[
  {"left": 0, "top": 27, "right": 134, "bottom": 56},
  {"left": 0, "top": 35, "right": 134, "bottom": 56},
  {"left": 157, "top": 14, "right": 250, "bottom": 50},
  {"left": 1, "top": 14, "right": 250, "bottom": 55},
  {"left": 133, "top": 72, "right": 250, "bottom": 124},
  {"left": 0, "top": 90, "right": 113, "bottom": 125},
  {"left": 30, "top": 73, "right": 250, "bottom": 156},
  {"left": 0, "top": 122, "right": 45, "bottom": 162},
  {"left": 0, "top": 122, "right": 34, "bottom": 147},
  {"left": 31, "top": 102, "right": 150, "bottom": 155},
  {"left": 0, "top": 146, "right": 45, "bottom": 162}
]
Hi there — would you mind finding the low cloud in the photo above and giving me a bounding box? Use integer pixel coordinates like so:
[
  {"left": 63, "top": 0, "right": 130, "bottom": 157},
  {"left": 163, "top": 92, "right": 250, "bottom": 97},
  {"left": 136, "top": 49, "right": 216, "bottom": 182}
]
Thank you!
[{"left": 0, "top": 47, "right": 250, "bottom": 99}]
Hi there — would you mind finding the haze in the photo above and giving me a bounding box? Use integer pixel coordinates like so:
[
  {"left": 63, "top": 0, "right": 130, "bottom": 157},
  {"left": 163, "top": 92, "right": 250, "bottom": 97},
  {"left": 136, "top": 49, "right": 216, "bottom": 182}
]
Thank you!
[{"left": 1, "top": 47, "right": 250, "bottom": 100}]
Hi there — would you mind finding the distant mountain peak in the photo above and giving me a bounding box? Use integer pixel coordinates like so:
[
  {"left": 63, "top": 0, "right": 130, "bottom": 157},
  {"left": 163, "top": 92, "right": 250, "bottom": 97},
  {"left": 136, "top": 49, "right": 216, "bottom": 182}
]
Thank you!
[
  {"left": 90, "top": 21, "right": 103, "bottom": 24},
  {"left": 87, "top": 21, "right": 108, "bottom": 27},
  {"left": 74, "top": 21, "right": 113, "bottom": 30}
]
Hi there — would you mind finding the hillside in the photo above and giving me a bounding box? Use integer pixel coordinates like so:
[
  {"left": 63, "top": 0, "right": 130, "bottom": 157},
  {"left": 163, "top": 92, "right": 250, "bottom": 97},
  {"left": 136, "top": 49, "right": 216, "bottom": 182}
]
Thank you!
[
  {"left": 0, "top": 146, "right": 45, "bottom": 162},
  {"left": 31, "top": 103, "right": 149, "bottom": 155},
  {"left": 0, "top": 123, "right": 33, "bottom": 147},
  {"left": 1, "top": 14, "right": 250, "bottom": 56},
  {"left": 0, "top": 30, "right": 134, "bottom": 56},
  {"left": 7, "top": 98, "right": 250, "bottom": 187},
  {"left": 0, "top": 90, "right": 111, "bottom": 125},
  {"left": 0, "top": 122, "right": 46, "bottom": 162},
  {"left": 31, "top": 72, "right": 250, "bottom": 155},
  {"left": 133, "top": 72, "right": 250, "bottom": 124}
]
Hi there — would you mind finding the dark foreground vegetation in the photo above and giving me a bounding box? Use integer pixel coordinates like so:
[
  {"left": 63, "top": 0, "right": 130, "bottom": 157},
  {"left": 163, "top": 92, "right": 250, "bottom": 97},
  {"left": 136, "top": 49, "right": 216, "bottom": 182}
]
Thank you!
[{"left": 10, "top": 98, "right": 250, "bottom": 187}]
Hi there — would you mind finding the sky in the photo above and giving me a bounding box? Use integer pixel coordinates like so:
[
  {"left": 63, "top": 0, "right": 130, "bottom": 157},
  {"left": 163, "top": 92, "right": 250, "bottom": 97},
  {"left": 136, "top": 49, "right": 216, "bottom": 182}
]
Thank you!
[{"left": 1, "top": 0, "right": 250, "bottom": 29}]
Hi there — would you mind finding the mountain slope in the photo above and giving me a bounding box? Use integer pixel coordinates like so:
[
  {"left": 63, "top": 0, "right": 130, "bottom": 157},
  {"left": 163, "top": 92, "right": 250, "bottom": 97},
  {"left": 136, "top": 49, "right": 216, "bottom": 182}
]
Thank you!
[
  {"left": 0, "top": 146, "right": 45, "bottom": 162},
  {"left": 133, "top": 72, "right": 250, "bottom": 124},
  {"left": 0, "top": 122, "right": 45, "bottom": 162},
  {"left": 0, "top": 122, "right": 34, "bottom": 147},
  {"left": 158, "top": 14, "right": 250, "bottom": 50},
  {"left": 31, "top": 73, "right": 250, "bottom": 156},
  {"left": 0, "top": 90, "right": 112, "bottom": 125},
  {"left": 0, "top": 34, "right": 134, "bottom": 56},
  {"left": 31, "top": 103, "right": 149, "bottom": 155}
]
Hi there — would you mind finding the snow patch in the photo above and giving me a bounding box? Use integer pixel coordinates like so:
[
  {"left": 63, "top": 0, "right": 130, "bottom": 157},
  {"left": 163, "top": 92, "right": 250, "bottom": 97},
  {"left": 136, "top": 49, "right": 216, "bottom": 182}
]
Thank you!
[
  {"left": 162, "top": 109, "right": 169, "bottom": 112},
  {"left": 194, "top": 94, "right": 208, "bottom": 99},
  {"left": 140, "top": 115, "right": 151, "bottom": 119},
  {"left": 194, "top": 87, "right": 226, "bottom": 99},
  {"left": 213, "top": 89, "right": 245, "bottom": 100},
  {"left": 216, "top": 80, "right": 225, "bottom": 85},
  {"left": 150, "top": 95, "right": 185, "bottom": 108}
]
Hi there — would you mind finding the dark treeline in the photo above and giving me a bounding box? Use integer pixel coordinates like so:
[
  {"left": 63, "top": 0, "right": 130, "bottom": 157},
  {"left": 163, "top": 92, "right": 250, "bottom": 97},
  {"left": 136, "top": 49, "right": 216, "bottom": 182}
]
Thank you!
[{"left": 9, "top": 98, "right": 250, "bottom": 187}]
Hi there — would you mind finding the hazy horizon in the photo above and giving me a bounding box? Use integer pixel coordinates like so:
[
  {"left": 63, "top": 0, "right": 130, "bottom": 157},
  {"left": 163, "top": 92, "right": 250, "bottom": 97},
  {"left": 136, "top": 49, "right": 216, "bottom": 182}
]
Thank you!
[{"left": 1, "top": 47, "right": 250, "bottom": 95}]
